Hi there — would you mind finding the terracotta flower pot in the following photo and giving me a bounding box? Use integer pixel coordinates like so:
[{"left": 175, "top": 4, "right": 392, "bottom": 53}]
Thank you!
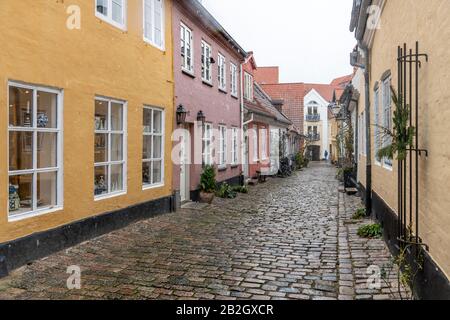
[{"left": 199, "top": 191, "right": 215, "bottom": 204}]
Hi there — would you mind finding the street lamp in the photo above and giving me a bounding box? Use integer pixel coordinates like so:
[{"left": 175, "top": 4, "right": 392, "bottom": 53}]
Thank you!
[
  {"left": 176, "top": 104, "right": 187, "bottom": 126},
  {"left": 197, "top": 110, "right": 206, "bottom": 125}
]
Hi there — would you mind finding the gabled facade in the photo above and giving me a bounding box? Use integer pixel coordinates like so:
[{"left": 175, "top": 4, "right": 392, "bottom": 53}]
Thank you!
[
  {"left": 0, "top": 0, "right": 175, "bottom": 274},
  {"left": 350, "top": 0, "right": 450, "bottom": 299},
  {"left": 171, "top": 0, "right": 247, "bottom": 204}
]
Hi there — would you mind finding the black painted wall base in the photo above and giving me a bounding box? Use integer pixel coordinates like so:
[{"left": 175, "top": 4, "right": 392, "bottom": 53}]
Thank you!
[
  {"left": 372, "top": 191, "right": 450, "bottom": 300},
  {"left": 0, "top": 195, "right": 175, "bottom": 278}
]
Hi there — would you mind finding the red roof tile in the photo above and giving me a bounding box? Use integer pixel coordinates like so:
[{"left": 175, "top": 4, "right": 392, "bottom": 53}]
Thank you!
[{"left": 254, "top": 67, "right": 279, "bottom": 84}]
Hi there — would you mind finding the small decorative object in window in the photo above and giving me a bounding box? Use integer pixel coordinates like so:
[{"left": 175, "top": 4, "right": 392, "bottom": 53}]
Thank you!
[
  {"left": 94, "top": 176, "right": 107, "bottom": 196},
  {"left": 37, "top": 112, "right": 49, "bottom": 128},
  {"left": 8, "top": 184, "right": 20, "bottom": 212}
]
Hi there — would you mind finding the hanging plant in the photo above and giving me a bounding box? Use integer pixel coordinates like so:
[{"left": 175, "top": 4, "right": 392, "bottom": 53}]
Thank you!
[{"left": 375, "top": 87, "right": 415, "bottom": 162}]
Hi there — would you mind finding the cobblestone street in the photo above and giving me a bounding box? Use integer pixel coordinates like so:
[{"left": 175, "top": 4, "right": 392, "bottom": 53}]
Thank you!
[{"left": 0, "top": 163, "right": 405, "bottom": 300}]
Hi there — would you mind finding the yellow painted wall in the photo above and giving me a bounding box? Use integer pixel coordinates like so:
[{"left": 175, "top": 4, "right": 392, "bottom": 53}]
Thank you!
[
  {"left": 0, "top": 0, "right": 174, "bottom": 242},
  {"left": 368, "top": 0, "right": 450, "bottom": 277}
]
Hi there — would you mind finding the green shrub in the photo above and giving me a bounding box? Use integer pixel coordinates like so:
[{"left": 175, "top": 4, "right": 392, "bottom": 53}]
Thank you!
[
  {"left": 216, "top": 183, "right": 237, "bottom": 199},
  {"left": 357, "top": 223, "right": 383, "bottom": 238},
  {"left": 232, "top": 185, "right": 249, "bottom": 194},
  {"left": 200, "top": 165, "right": 216, "bottom": 193},
  {"left": 352, "top": 208, "right": 366, "bottom": 220}
]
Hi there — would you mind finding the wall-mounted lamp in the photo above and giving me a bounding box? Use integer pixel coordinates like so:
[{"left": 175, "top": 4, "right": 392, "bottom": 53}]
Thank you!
[
  {"left": 176, "top": 104, "right": 188, "bottom": 126},
  {"left": 197, "top": 110, "right": 206, "bottom": 125}
]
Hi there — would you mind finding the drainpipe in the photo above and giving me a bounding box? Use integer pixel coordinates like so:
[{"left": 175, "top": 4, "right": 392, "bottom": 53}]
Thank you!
[{"left": 240, "top": 62, "right": 245, "bottom": 181}]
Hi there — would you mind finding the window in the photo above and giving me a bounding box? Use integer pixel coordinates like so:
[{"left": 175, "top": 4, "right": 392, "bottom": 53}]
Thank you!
[
  {"left": 382, "top": 77, "right": 392, "bottom": 167},
  {"left": 218, "top": 125, "right": 227, "bottom": 168},
  {"left": 96, "top": 0, "right": 127, "bottom": 30},
  {"left": 230, "top": 63, "right": 238, "bottom": 97},
  {"left": 374, "top": 88, "right": 381, "bottom": 163},
  {"left": 180, "top": 23, "right": 193, "bottom": 72},
  {"left": 94, "top": 97, "right": 126, "bottom": 198},
  {"left": 8, "top": 83, "right": 62, "bottom": 220},
  {"left": 201, "top": 41, "right": 212, "bottom": 83},
  {"left": 143, "top": 0, "right": 165, "bottom": 50},
  {"left": 261, "top": 128, "right": 267, "bottom": 160},
  {"left": 231, "top": 127, "right": 238, "bottom": 165},
  {"left": 202, "top": 123, "right": 213, "bottom": 165},
  {"left": 244, "top": 72, "right": 253, "bottom": 101},
  {"left": 218, "top": 54, "right": 226, "bottom": 91},
  {"left": 143, "top": 107, "right": 164, "bottom": 187},
  {"left": 252, "top": 127, "right": 258, "bottom": 161}
]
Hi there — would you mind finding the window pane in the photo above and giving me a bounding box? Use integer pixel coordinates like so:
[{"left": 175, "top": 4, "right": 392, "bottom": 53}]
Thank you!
[
  {"left": 153, "top": 110, "right": 162, "bottom": 134},
  {"left": 153, "top": 135, "right": 162, "bottom": 159},
  {"left": 143, "top": 161, "right": 151, "bottom": 185},
  {"left": 95, "top": 100, "right": 108, "bottom": 130},
  {"left": 112, "top": 0, "right": 123, "bottom": 24},
  {"left": 144, "top": 0, "right": 153, "bottom": 40},
  {"left": 37, "top": 91, "right": 57, "bottom": 128},
  {"left": 94, "top": 166, "right": 108, "bottom": 196},
  {"left": 143, "top": 135, "right": 153, "bottom": 160},
  {"left": 9, "top": 174, "right": 33, "bottom": 215},
  {"left": 152, "top": 160, "right": 162, "bottom": 184},
  {"left": 111, "top": 164, "right": 123, "bottom": 192},
  {"left": 111, "top": 134, "right": 123, "bottom": 161},
  {"left": 9, "top": 131, "right": 33, "bottom": 171},
  {"left": 111, "top": 102, "right": 123, "bottom": 131},
  {"left": 96, "top": 0, "right": 108, "bottom": 16},
  {"left": 143, "top": 108, "right": 152, "bottom": 132},
  {"left": 95, "top": 133, "right": 108, "bottom": 163},
  {"left": 9, "top": 86, "right": 33, "bottom": 127},
  {"left": 37, "top": 171, "right": 57, "bottom": 209},
  {"left": 37, "top": 132, "right": 57, "bottom": 168}
]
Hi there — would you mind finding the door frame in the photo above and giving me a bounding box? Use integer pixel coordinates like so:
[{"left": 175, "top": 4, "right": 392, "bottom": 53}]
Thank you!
[{"left": 180, "top": 124, "right": 190, "bottom": 202}]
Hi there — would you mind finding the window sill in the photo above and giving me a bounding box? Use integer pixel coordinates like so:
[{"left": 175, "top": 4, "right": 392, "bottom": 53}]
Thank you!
[
  {"left": 182, "top": 69, "right": 195, "bottom": 78},
  {"left": 8, "top": 206, "right": 63, "bottom": 223},
  {"left": 231, "top": 164, "right": 239, "bottom": 169},
  {"left": 143, "top": 38, "right": 166, "bottom": 52},
  {"left": 95, "top": 191, "right": 127, "bottom": 202},
  {"left": 143, "top": 182, "right": 165, "bottom": 191},
  {"left": 218, "top": 166, "right": 227, "bottom": 172},
  {"left": 218, "top": 88, "right": 227, "bottom": 94},
  {"left": 95, "top": 13, "right": 127, "bottom": 32},
  {"left": 202, "top": 80, "right": 213, "bottom": 87},
  {"left": 231, "top": 94, "right": 239, "bottom": 100}
]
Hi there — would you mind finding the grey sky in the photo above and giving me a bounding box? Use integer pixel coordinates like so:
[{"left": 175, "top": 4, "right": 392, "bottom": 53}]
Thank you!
[{"left": 202, "top": 0, "right": 356, "bottom": 84}]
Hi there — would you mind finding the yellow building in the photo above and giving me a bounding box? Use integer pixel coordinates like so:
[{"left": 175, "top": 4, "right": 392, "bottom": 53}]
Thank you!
[
  {"left": 350, "top": 0, "right": 450, "bottom": 298},
  {"left": 0, "top": 0, "right": 174, "bottom": 274}
]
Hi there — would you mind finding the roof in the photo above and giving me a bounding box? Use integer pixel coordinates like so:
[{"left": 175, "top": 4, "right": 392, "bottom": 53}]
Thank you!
[
  {"left": 177, "top": 0, "right": 247, "bottom": 59},
  {"left": 254, "top": 67, "right": 280, "bottom": 84},
  {"left": 330, "top": 74, "right": 354, "bottom": 88}
]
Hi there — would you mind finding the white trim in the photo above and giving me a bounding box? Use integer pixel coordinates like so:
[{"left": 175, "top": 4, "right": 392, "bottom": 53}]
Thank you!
[
  {"left": 218, "top": 53, "right": 227, "bottom": 91},
  {"left": 218, "top": 125, "right": 227, "bottom": 169},
  {"left": 94, "top": 97, "right": 127, "bottom": 199},
  {"left": 180, "top": 21, "right": 194, "bottom": 73},
  {"left": 244, "top": 72, "right": 253, "bottom": 101},
  {"left": 202, "top": 123, "right": 213, "bottom": 165},
  {"left": 95, "top": 0, "right": 127, "bottom": 31},
  {"left": 7, "top": 81, "right": 63, "bottom": 221},
  {"left": 143, "top": 0, "right": 165, "bottom": 51},
  {"left": 230, "top": 63, "right": 238, "bottom": 98},
  {"left": 201, "top": 40, "right": 212, "bottom": 84},
  {"left": 142, "top": 106, "right": 165, "bottom": 188}
]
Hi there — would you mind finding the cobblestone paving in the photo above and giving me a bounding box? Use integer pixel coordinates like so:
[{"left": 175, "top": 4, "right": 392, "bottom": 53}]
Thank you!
[{"left": 0, "top": 163, "right": 405, "bottom": 300}]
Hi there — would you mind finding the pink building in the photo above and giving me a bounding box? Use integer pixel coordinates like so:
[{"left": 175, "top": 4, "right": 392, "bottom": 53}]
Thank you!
[{"left": 172, "top": 0, "right": 247, "bottom": 205}]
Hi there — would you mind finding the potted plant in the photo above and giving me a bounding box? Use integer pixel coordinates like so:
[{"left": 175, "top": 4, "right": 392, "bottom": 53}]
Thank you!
[{"left": 199, "top": 165, "right": 216, "bottom": 204}]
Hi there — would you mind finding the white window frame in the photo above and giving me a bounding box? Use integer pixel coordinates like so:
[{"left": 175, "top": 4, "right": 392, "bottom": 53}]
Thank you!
[
  {"left": 202, "top": 123, "right": 213, "bottom": 166},
  {"left": 94, "top": 96, "right": 127, "bottom": 200},
  {"left": 230, "top": 63, "right": 238, "bottom": 97},
  {"left": 95, "top": 0, "right": 127, "bottom": 31},
  {"left": 143, "top": 106, "right": 165, "bottom": 189},
  {"left": 261, "top": 128, "right": 268, "bottom": 160},
  {"left": 244, "top": 72, "right": 253, "bottom": 101},
  {"left": 218, "top": 53, "right": 227, "bottom": 91},
  {"left": 7, "top": 82, "right": 64, "bottom": 222},
  {"left": 374, "top": 87, "right": 381, "bottom": 165},
  {"left": 231, "top": 127, "right": 238, "bottom": 165},
  {"left": 201, "top": 41, "right": 212, "bottom": 84},
  {"left": 218, "top": 125, "right": 227, "bottom": 168},
  {"left": 382, "top": 77, "right": 393, "bottom": 169},
  {"left": 252, "top": 127, "right": 259, "bottom": 162},
  {"left": 143, "top": 0, "right": 165, "bottom": 51},
  {"left": 180, "top": 22, "right": 193, "bottom": 73}
]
